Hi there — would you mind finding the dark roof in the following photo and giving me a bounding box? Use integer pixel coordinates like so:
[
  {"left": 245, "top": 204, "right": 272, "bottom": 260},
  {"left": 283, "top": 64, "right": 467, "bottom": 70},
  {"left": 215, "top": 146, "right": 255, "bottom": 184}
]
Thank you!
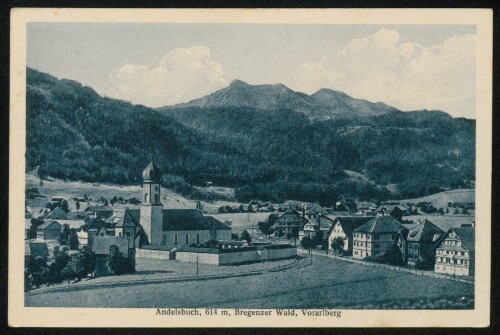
[
  {"left": 37, "top": 220, "right": 62, "bottom": 230},
  {"left": 306, "top": 204, "right": 329, "bottom": 216},
  {"left": 45, "top": 207, "right": 67, "bottom": 219},
  {"left": 142, "top": 161, "right": 161, "bottom": 182},
  {"left": 162, "top": 209, "right": 211, "bottom": 231},
  {"left": 83, "top": 217, "right": 109, "bottom": 231},
  {"left": 205, "top": 216, "right": 232, "bottom": 230},
  {"left": 354, "top": 215, "right": 407, "bottom": 234},
  {"left": 62, "top": 211, "right": 89, "bottom": 220},
  {"left": 282, "top": 207, "right": 301, "bottom": 215},
  {"left": 330, "top": 216, "right": 375, "bottom": 235},
  {"left": 114, "top": 209, "right": 141, "bottom": 228},
  {"left": 407, "top": 219, "right": 445, "bottom": 243},
  {"left": 92, "top": 236, "right": 130, "bottom": 254},
  {"left": 451, "top": 227, "right": 475, "bottom": 252},
  {"left": 85, "top": 205, "right": 113, "bottom": 213}
]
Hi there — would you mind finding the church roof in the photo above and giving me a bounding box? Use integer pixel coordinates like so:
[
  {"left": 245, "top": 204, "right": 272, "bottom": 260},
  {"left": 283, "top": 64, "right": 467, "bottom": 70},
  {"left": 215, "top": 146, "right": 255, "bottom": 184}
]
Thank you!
[
  {"left": 142, "top": 161, "right": 161, "bottom": 182},
  {"left": 162, "top": 209, "right": 211, "bottom": 231},
  {"left": 205, "top": 216, "right": 232, "bottom": 230}
]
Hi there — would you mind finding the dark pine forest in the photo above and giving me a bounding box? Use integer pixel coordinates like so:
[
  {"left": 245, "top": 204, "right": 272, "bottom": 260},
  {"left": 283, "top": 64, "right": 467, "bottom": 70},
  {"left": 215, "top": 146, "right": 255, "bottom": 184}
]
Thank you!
[{"left": 26, "top": 68, "right": 475, "bottom": 205}]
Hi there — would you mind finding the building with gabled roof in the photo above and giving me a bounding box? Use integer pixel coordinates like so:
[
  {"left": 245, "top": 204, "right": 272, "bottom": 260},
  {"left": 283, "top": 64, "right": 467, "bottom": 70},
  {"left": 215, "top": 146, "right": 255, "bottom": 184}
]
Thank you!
[
  {"left": 435, "top": 227, "right": 475, "bottom": 277},
  {"left": 84, "top": 205, "right": 114, "bottom": 219},
  {"left": 92, "top": 236, "right": 135, "bottom": 277},
  {"left": 272, "top": 207, "right": 307, "bottom": 236},
  {"left": 376, "top": 204, "right": 407, "bottom": 221},
  {"left": 45, "top": 207, "right": 67, "bottom": 220},
  {"left": 353, "top": 215, "right": 408, "bottom": 259},
  {"left": 404, "top": 219, "right": 445, "bottom": 268},
  {"left": 327, "top": 216, "right": 375, "bottom": 255},
  {"left": 36, "top": 220, "right": 62, "bottom": 240}
]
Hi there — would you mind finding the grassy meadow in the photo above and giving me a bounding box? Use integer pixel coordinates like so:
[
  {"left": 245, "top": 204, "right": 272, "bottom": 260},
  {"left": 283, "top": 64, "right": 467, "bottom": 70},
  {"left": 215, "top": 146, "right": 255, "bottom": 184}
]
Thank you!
[{"left": 25, "top": 256, "right": 473, "bottom": 309}]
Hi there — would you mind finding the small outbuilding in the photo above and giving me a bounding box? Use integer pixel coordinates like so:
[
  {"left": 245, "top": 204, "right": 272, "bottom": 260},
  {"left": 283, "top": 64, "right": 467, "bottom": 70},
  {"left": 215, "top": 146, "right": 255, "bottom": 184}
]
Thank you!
[
  {"left": 36, "top": 220, "right": 62, "bottom": 240},
  {"left": 91, "top": 236, "right": 135, "bottom": 278}
]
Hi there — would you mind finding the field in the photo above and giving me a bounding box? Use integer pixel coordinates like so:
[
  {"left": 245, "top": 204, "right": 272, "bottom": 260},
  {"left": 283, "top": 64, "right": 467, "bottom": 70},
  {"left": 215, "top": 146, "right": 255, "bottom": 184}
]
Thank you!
[
  {"left": 401, "top": 189, "right": 474, "bottom": 209},
  {"left": 25, "top": 255, "right": 473, "bottom": 309}
]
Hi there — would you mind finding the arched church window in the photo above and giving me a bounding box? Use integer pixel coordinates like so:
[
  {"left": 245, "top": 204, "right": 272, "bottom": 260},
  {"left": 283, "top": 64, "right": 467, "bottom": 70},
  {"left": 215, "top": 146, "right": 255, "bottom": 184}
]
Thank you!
[
  {"left": 145, "top": 193, "right": 148, "bottom": 203},
  {"left": 155, "top": 194, "right": 159, "bottom": 204}
]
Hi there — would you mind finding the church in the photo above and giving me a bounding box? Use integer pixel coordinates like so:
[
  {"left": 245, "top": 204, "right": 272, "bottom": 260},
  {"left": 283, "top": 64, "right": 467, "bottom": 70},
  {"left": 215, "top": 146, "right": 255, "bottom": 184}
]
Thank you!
[{"left": 137, "top": 161, "right": 232, "bottom": 248}]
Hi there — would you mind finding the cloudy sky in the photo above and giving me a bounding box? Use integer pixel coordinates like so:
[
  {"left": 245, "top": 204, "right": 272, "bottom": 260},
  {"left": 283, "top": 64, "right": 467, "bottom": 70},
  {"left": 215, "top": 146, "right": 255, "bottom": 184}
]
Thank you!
[{"left": 27, "top": 23, "right": 476, "bottom": 118}]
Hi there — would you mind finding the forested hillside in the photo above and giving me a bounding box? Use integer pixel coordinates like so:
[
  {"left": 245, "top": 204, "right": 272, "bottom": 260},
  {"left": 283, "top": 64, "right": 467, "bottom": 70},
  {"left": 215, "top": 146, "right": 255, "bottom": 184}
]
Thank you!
[{"left": 26, "top": 68, "right": 475, "bottom": 204}]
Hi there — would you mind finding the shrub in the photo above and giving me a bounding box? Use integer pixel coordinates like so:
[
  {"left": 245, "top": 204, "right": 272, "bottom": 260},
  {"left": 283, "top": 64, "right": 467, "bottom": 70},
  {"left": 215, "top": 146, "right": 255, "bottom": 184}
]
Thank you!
[{"left": 107, "top": 245, "right": 132, "bottom": 275}]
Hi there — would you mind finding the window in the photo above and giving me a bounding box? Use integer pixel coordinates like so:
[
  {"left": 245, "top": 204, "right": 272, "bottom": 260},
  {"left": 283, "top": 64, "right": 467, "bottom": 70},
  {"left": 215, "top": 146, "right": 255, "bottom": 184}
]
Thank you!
[
  {"left": 126, "top": 232, "right": 130, "bottom": 237},
  {"left": 144, "top": 193, "right": 148, "bottom": 203},
  {"left": 197, "top": 233, "right": 200, "bottom": 244},
  {"left": 186, "top": 234, "right": 189, "bottom": 245},
  {"left": 155, "top": 185, "right": 158, "bottom": 191},
  {"left": 174, "top": 234, "right": 178, "bottom": 245},
  {"left": 119, "top": 232, "right": 122, "bottom": 237},
  {"left": 392, "top": 234, "right": 396, "bottom": 240},
  {"left": 155, "top": 194, "right": 159, "bottom": 203},
  {"left": 162, "top": 235, "right": 166, "bottom": 245}
]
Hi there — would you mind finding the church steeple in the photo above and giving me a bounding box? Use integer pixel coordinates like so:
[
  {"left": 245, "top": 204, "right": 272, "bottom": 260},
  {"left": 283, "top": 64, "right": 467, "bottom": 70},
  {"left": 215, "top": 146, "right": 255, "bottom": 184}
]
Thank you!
[
  {"left": 140, "top": 160, "right": 164, "bottom": 245},
  {"left": 142, "top": 161, "right": 162, "bottom": 206}
]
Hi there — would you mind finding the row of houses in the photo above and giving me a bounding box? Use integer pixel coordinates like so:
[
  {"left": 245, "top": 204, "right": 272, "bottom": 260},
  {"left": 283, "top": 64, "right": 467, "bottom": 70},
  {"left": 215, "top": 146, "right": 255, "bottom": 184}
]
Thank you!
[
  {"left": 270, "top": 203, "right": 475, "bottom": 277},
  {"left": 329, "top": 214, "right": 475, "bottom": 276}
]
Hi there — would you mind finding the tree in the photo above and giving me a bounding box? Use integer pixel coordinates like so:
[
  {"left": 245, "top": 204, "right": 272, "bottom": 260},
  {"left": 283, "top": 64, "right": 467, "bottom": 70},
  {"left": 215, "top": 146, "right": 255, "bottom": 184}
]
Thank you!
[
  {"left": 29, "top": 256, "right": 49, "bottom": 288},
  {"left": 58, "top": 224, "right": 71, "bottom": 245},
  {"left": 60, "top": 200, "right": 69, "bottom": 212},
  {"left": 300, "top": 236, "right": 316, "bottom": 250},
  {"left": 27, "top": 218, "right": 43, "bottom": 239},
  {"left": 240, "top": 230, "right": 252, "bottom": 244},
  {"left": 64, "top": 246, "right": 95, "bottom": 282},
  {"left": 47, "top": 247, "right": 71, "bottom": 285},
  {"left": 331, "top": 237, "right": 345, "bottom": 255},
  {"left": 258, "top": 220, "right": 275, "bottom": 237},
  {"left": 68, "top": 230, "right": 79, "bottom": 250},
  {"left": 107, "top": 245, "right": 131, "bottom": 275},
  {"left": 382, "top": 244, "right": 404, "bottom": 266}
]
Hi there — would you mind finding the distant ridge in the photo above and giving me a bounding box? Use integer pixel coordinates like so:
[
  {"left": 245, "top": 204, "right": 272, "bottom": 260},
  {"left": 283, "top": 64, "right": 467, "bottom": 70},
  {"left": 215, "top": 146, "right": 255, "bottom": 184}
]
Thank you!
[{"left": 166, "top": 80, "right": 402, "bottom": 119}]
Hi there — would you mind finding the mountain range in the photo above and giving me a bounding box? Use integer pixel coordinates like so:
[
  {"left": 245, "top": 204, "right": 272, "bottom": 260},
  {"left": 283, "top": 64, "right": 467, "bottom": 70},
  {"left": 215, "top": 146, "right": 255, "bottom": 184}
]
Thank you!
[
  {"left": 25, "top": 68, "right": 475, "bottom": 204},
  {"left": 168, "top": 79, "right": 400, "bottom": 119}
]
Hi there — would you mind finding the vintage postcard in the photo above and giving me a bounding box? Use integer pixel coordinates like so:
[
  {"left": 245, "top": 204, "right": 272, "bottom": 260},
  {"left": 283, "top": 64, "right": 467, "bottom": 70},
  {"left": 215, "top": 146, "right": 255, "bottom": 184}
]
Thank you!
[{"left": 9, "top": 8, "right": 492, "bottom": 327}]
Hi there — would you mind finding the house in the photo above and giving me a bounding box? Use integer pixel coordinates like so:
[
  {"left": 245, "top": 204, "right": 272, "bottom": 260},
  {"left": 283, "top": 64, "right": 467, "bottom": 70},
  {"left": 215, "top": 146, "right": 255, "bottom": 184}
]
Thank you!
[
  {"left": 327, "top": 216, "right": 375, "bottom": 255},
  {"left": 376, "top": 204, "right": 407, "bottom": 221},
  {"left": 77, "top": 217, "right": 110, "bottom": 246},
  {"left": 404, "top": 219, "right": 445, "bottom": 269},
  {"left": 434, "top": 227, "right": 475, "bottom": 277},
  {"left": 304, "top": 204, "right": 330, "bottom": 221},
  {"left": 352, "top": 215, "right": 408, "bottom": 259},
  {"left": 84, "top": 205, "right": 114, "bottom": 219},
  {"left": 272, "top": 208, "right": 307, "bottom": 236},
  {"left": 36, "top": 220, "right": 62, "bottom": 240},
  {"left": 92, "top": 236, "right": 135, "bottom": 278},
  {"left": 137, "top": 161, "right": 232, "bottom": 248},
  {"left": 45, "top": 207, "right": 67, "bottom": 220},
  {"left": 298, "top": 214, "right": 336, "bottom": 242}
]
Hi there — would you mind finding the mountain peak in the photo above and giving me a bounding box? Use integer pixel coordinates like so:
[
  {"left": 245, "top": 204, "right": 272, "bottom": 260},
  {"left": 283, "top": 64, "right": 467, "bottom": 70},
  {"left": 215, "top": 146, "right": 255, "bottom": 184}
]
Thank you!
[{"left": 229, "top": 79, "right": 250, "bottom": 87}]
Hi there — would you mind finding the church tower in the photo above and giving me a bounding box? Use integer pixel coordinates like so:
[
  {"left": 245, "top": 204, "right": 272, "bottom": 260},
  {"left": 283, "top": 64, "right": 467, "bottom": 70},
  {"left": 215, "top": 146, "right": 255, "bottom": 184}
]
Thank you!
[{"left": 140, "top": 161, "right": 164, "bottom": 245}]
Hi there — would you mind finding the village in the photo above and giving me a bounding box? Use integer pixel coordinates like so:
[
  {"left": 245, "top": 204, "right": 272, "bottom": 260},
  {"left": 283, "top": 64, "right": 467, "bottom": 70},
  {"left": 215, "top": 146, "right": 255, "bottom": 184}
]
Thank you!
[{"left": 24, "top": 161, "right": 476, "bottom": 308}]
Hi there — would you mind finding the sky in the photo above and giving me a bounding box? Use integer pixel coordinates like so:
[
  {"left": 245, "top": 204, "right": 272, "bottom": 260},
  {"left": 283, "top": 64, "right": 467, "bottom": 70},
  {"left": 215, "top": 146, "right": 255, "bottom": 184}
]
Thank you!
[{"left": 27, "top": 23, "right": 476, "bottom": 118}]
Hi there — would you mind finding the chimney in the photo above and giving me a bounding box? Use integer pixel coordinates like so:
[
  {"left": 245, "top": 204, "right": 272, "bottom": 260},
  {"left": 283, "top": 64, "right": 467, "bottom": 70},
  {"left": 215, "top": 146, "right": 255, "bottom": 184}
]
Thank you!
[{"left": 302, "top": 204, "right": 306, "bottom": 218}]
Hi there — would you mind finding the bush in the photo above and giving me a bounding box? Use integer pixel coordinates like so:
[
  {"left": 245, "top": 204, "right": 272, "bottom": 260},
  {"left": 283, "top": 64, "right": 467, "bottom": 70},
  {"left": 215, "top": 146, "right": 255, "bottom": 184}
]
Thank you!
[
  {"left": 63, "top": 246, "right": 95, "bottom": 281},
  {"left": 331, "top": 236, "right": 345, "bottom": 254},
  {"left": 240, "top": 230, "right": 252, "bottom": 244},
  {"left": 107, "top": 245, "right": 132, "bottom": 275}
]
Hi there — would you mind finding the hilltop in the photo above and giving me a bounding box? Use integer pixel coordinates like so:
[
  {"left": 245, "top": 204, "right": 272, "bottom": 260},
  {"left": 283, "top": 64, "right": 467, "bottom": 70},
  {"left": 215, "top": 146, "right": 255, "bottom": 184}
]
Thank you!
[{"left": 166, "top": 79, "right": 399, "bottom": 119}]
